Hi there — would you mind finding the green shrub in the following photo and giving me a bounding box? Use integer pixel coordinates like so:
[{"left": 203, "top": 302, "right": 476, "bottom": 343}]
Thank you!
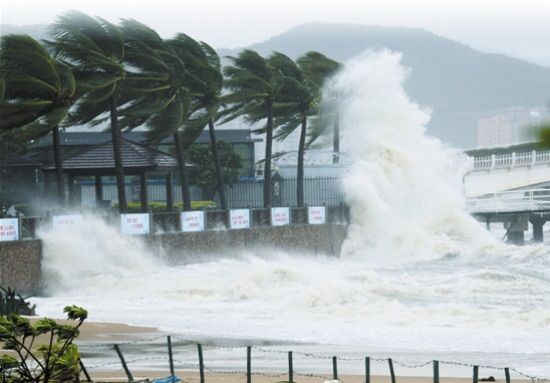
[
  {"left": 115, "top": 200, "right": 216, "bottom": 211},
  {"left": 0, "top": 305, "right": 87, "bottom": 382}
]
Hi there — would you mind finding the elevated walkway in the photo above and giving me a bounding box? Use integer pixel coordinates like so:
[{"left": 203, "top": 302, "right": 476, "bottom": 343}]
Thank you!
[{"left": 465, "top": 149, "right": 550, "bottom": 197}]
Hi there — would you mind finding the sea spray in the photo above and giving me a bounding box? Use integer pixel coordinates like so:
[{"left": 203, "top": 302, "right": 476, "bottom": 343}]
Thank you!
[
  {"left": 330, "top": 51, "right": 499, "bottom": 261},
  {"left": 32, "top": 51, "right": 550, "bottom": 372},
  {"left": 38, "top": 214, "right": 159, "bottom": 295}
]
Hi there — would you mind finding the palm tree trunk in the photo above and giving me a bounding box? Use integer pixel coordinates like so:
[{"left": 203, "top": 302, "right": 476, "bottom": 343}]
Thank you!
[
  {"left": 110, "top": 95, "right": 127, "bottom": 211},
  {"left": 173, "top": 132, "right": 192, "bottom": 211},
  {"left": 333, "top": 111, "right": 340, "bottom": 164},
  {"left": 297, "top": 116, "right": 307, "bottom": 207},
  {"left": 52, "top": 126, "right": 65, "bottom": 205},
  {"left": 263, "top": 100, "right": 274, "bottom": 208},
  {"left": 208, "top": 119, "right": 227, "bottom": 210}
]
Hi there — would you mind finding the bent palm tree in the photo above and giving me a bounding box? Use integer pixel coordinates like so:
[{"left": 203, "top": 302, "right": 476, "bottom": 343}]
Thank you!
[
  {"left": 0, "top": 34, "right": 77, "bottom": 203},
  {"left": 48, "top": 11, "right": 130, "bottom": 211},
  {"left": 222, "top": 50, "right": 284, "bottom": 208},
  {"left": 165, "top": 34, "right": 223, "bottom": 211},
  {"left": 264, "top": 51, "right": 339, "bottom": 207},
  {"left": 194, "top": 42, "right": 227, "bottom": 209},
  {"left": 116, "top": 20, "right": 194, "bottom": 211},
  {"left": 267, "top": 52, "right": 314, "bottom": 207},
  {"left": 297, "top": 52, "right": 340, "bottom": 162},
  {"left": 118, "top": 23, "right": 222, "bottom": 211}
]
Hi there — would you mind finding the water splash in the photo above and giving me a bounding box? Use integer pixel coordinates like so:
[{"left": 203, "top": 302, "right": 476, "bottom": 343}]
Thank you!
[{"left": 331, "top": 51, "right": 500, "bottom": 262}]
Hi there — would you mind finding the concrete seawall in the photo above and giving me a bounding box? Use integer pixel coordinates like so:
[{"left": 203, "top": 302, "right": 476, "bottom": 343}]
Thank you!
[
  {"left": 0, "top": 223, "right": 347, "bottom": 294},
  {"left": 150, "top": 223, "right": 348, "bottom": 262},
  {"left": 0, "top": 240, "right": 42, "bottom": 294}
]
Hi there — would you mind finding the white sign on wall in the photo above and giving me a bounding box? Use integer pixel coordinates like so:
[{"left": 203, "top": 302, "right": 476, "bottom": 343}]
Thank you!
[
  {"left": 181, "top": 211, "right": 205, "bottom": 232},
  {"left": 307, "top": 206, "right": 326, "bottom": 225},
  {"left": 271, "top": 207, "right": 290, "bottom": 226},
  {"left": 120, "top": 213, "right": 151, "bottom": 235},
  {"left": 0, "top": 218, "right": 19, "bottom": 241},
  {"left": 229, "top": 209, "right": 250, "bottom": 229},
  {"left": 52, "top": 214, "right": 83, "bottom": 229}
]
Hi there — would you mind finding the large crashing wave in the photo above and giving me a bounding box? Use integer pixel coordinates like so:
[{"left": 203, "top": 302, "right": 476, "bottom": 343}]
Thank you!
[{"left": 334, "top": 51, "right": 500, "bottom": 261}]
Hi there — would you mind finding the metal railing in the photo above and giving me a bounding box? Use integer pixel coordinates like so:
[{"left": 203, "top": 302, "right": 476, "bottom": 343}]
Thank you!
[
  {"left": 471, "top": 150, "right": 550, "bottom": 171},
  {"left": 14, "top": 204, "right": 350, "bottom": 240},
  {"left": 79, "top": 177, "right": 345, "bottom": 208},
  {"left": 467, "top": 188, "right": 550, "bottom": 214}
]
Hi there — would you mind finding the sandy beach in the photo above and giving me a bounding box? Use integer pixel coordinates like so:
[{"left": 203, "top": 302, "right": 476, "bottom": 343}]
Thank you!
[
  {"left": 59, "top": 322, "right": 524, "bottom": 383},
  {"left": 84, "top": 371, "right": 520, "bottom": 383}
]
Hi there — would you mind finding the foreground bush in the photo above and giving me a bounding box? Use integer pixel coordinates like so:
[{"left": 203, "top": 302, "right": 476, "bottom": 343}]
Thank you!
[
  {"left": 0, "top": 305, "right": 87, "bottom": 383},
  {"left": 0, "top": 287, "right": 36, "bottom": 316}
]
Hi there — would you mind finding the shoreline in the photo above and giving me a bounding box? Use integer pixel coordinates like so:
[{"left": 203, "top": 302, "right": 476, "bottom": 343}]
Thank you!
[
  {"left": 26, "top": 317, "right": 163, "bottom": 342},
  {"left": 10, "top": 319, "right": 538, "bottom": 382},
  {"left": 81, "top": 371, "right": 529, "bottom": 382}
]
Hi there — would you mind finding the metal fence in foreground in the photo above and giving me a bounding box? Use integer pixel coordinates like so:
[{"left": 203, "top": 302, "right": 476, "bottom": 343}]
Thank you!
[{"left": 74, "top": 336, "right": 549, "bottom": 383}]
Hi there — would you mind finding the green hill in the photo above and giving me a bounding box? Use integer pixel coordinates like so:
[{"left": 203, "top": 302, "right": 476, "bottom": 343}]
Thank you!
[{"left": 219, "top": 23, "right": 550, "bottom": 147}]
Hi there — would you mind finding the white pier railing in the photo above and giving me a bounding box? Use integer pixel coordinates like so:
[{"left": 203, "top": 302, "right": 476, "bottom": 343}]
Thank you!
[
  {"left": 467, "top": 188, "right": 550, "bottom": 214},
  {"left": 472, "top": 150, "right": 550, "bottom": 171}
]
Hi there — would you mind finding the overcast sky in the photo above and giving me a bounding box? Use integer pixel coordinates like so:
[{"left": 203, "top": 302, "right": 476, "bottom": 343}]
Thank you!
[{"left": 1, "top": 0, "right": 550, "bottom": 63}]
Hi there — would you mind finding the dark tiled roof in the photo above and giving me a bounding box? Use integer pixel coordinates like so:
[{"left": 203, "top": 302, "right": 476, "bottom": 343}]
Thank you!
[
  {"left": 30, "top": 129, "right": 260, "bottom": 149},
  {"left": 43, "top": 139, "right": 180, "bottom": 171}
]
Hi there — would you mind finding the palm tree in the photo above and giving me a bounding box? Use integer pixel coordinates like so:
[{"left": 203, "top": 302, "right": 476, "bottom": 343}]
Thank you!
[
  {"left": 296, "top": 52, "right": 340, "bottom": 162},
  {"left": 222, "top": 50, "right": 284, "bottom": 208},
  {"left": 115, "top": 20, "right": 194, "bottom": 211},
  {"left": 0, "top": 34, "right": 76, "bottom": 203},
  {"left": 266, "top": 52, "right": 313, "bottom": 208},
  {"left": 265, "top": 51, "right": 339, "bottom": 207},
  {"left": 48, "top": 11, "right": 131, "bottom": 211},
  {"left": 165, "top": 34, "right": 226, "bottom": 211},
  {"left": 116, "top": 23, "right": 220, "bottom": 211},
  {"left": 194, "top": 42, "right": 227, "bottom": 210}
]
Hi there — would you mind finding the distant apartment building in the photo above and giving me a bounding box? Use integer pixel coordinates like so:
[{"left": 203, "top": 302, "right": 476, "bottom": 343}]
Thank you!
[{"left": 477, "top": 107, "right": 549, "bottom": 147}]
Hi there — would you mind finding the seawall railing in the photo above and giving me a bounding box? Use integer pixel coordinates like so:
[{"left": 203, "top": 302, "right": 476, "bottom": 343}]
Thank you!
[
  {"left": 0, "top": 204, "right": 350, "bottom": 241},
  {"left": 471, "top": 150, "right": 550, "bottom": 171}
]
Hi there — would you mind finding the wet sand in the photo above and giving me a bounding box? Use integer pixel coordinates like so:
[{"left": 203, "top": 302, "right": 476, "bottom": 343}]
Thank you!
[{"left": 85, "top": 371, "right": 518, "bottom": 383}]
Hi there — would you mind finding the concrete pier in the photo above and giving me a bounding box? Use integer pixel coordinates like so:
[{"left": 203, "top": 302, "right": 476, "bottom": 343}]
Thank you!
[{"left": 529, "top": 216, "right": 546, "bottom": 242}]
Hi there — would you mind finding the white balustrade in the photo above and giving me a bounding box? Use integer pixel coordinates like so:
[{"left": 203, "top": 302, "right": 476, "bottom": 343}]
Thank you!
[{"left": 471, "top": 149, "right": 550, "bottom": 172}]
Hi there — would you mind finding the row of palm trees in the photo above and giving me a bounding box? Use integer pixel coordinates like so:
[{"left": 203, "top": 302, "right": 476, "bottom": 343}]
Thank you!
[{"left": 0, "top": 11, "right": 340, "bottom": 211}]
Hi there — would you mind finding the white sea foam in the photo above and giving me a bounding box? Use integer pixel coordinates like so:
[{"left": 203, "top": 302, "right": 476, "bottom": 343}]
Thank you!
[{"left": 32, "top": 51, "right": 550, "bottom": 375}]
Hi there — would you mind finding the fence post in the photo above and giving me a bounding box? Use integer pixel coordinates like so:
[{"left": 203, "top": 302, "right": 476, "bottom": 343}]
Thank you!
[
  {"left": 505, "top": 368, "right": 511, "bottom": 383},
  {"left": 473, "top": 365, "right": 479, "bottom": 383},
  {"left": 198, "top": 344, "right": 205, "bottom": 383},
  {"left": 365, "top": 357, "right": 370, "bottom": 383},
  {"left": 114, "top": 344, "right": 133, "bottom": 382},
  {"left": 332, "top": 356, "right": 338, "bottom": 380},
  {"left": 247, "top": 346, "right": 252, "bottom": 383},
  {"left": 388, "top": 358, "right": 396, "bottom": 383},
  {"left": 79, "top": 359, "right": 92, "bottom": 382},
  {"left": 288, "top": 351, "right": 293, "bottom": 383},
  {"left": 433, "top": 361, "right": 439, "bottom": 383},
  {"left": 167, "top": 336, "right": 175, "bottom": 377}
]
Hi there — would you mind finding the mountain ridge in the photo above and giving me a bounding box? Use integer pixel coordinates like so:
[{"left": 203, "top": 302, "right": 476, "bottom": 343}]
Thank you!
[{"left": 219, "top": 22, "right": 550, "bottom": 147}]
